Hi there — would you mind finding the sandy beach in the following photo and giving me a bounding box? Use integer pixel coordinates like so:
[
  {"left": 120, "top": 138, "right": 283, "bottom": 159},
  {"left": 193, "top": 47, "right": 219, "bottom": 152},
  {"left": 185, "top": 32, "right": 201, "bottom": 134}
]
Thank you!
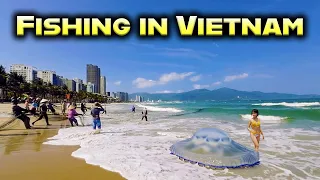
[{"left": 0, "top": 103, "right": 125, "bottom": 180}]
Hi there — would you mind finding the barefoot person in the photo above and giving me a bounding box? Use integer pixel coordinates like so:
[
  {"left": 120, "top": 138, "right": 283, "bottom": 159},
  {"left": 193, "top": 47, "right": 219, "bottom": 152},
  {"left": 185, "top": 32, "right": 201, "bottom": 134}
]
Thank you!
[
  {"left": 67, "top": 105, "right": 82, "bottom": 127},
  {"left": 29, "top": 100, "right": 39, "bottom": 117},
  {"left": 80, "top": 101, "right": 87, "bottom": 115},
  {"left": 47, "top": 100, "right": 58, "bottom": 115},
  {"left": 61, "top": 100, "right": 67, "bottom": 115},
  {"left": 32, "top": 99, "right": 51, "bottom": 126},
  {"left": 91, "top": 102, "right": 105, "bottom": 134},
  {"left": 248, "top": 109, "right": 264, "bottom": 151},
  {"left": 12, "top": 99, "right": 32, "bottom": 129},
  {"left": 141, "top": 108, "right": 148, "bottom": 121}
]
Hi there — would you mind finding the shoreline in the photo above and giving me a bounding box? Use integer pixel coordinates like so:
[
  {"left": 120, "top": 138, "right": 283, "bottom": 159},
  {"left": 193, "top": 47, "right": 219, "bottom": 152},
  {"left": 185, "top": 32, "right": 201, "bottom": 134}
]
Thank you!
[{"left": 0, "top": 103, "right": 125, "bottom": 180}]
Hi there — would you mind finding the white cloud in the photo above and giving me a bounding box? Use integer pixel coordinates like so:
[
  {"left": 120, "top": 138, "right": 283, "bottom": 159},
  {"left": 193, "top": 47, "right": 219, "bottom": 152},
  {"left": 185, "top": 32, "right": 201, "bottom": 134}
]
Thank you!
[
  {"left": 132, "top": 72, "right": 194, "bottom": 89},
  {"left": 132, "top": 78, "right": 157, "bottom": 88},
  {"left": 114, "top": 81, "right": 122, "bottom": 85},
  {"left": 130, "top": 43, "right": 217, "bottom": 61},
  {"left": 224, "top": 73, "right": 249, "bottom": 82},
  {"left": 212, "top": 81, "right": 221, "bottom": 86},
  {"left": 158, "top": 72, "right": 194, "bottom": 84},
  {"left": 190, "top": 75, "right": 202, "bottom": 82},
  {"left": 155, "top": 90, "right": 173, "bottom": 94},
  {"left": 193, "top": 84, "right": 210, "bottom": 89},
  {"left": 155, "top": 90, "right": 184, "bottom": 94}
]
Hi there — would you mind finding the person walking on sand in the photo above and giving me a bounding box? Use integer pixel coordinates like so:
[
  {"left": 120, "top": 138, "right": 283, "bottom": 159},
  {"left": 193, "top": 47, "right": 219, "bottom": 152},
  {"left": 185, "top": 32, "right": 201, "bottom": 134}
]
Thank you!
[
  {"left": 132, "top": 105, "right": 135, "bottom": 113},
  {"left": 67, "top": 105, "right": 82, "bottom": 127},
  {"left": 32, "top": 99, "right": 51, "bottom": 126},
  {"left": 141, "top": 108, "right": 148, "bottom": 121},
  {"left": 24, "top": 97, "right": 30, "bottom": 111},
  {"left": 80, "top": 101, "right": 87, "bottom": 115},
  {"left": 29, "top": 100, "right": 39, "bottom": 117},
  {"left": 35, "top": 98, "right": 40, "bottom": 112},
  {"left": 248, "top": 109, "right": 265, "bottom": 152},
  {"left": 90, "top": 102, "right": 105, "bottom": 134},
  {"left": 12, "top": 99, "right": 32, "bottom": 129},
  {"left": 47, "top": 100, "right": 58, "bottom": 115},
  {"left": 61, "top": 100, "right": 67, "bottom": 115}
]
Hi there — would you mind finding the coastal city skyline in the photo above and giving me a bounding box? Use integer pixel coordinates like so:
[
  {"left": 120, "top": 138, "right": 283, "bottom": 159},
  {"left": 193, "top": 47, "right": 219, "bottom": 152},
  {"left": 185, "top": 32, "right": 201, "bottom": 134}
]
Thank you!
[{"left": 7, "top": 63, "right": 134, "bottom": 102}]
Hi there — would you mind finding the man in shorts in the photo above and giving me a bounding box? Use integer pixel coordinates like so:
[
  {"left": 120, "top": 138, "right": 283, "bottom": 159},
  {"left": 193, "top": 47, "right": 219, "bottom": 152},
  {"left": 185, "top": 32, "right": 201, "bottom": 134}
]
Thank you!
[{"left": 90, "top": 102, "right": 105, "bottom": 134}]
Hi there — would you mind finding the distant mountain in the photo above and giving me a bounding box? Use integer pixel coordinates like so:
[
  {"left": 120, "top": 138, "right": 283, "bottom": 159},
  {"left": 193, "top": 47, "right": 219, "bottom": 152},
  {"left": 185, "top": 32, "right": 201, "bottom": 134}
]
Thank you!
[{"left": 129, "top": 88, "right": 320, "bottom": 101}]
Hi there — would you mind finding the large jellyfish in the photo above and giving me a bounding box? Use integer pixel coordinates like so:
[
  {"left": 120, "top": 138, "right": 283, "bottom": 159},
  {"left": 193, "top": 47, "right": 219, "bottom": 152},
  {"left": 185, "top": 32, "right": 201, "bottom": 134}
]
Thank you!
[{"left": 170, "top": 128, "right": 260, "bottom": 169}]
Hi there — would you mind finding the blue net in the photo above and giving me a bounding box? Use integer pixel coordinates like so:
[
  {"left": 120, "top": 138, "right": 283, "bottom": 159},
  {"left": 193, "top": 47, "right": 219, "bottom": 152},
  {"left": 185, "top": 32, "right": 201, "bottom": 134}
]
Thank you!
[{"left": 170, "top": 128, "right": 260, "bottom": 169}]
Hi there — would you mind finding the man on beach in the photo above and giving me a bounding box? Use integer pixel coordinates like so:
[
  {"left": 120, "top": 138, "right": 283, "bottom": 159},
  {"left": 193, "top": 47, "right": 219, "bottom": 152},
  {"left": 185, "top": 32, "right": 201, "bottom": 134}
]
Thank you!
[
  {"left": 90, "top": 102, "right": 105, "bottom": 134},
  {"left": 12, "top": 99, "right": 32, "bottom": 129},
  {"left": 141, "top": 108, "right": 148, "bottom": 121},
  {"left": 61, "top": 100, "right": 67, "bottom": 115},
  {"left": 32, "top": 99, "right": 51, "bottom": 126}
]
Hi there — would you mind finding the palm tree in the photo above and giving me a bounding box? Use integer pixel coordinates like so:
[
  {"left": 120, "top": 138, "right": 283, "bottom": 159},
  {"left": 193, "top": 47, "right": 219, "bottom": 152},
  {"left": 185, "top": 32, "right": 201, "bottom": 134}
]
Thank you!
[
  {"left": 7, "top": 72, "right": 26, "bottom": 97},
  {"left": 0, "top": 65, "right": 7, "bottom": 102}
]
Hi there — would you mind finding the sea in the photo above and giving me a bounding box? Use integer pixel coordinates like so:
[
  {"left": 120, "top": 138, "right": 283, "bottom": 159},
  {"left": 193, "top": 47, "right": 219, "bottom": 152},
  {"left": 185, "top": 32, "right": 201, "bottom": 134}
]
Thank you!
[{"left": 45, "top": 99, "right": 320, "bottom": 180}]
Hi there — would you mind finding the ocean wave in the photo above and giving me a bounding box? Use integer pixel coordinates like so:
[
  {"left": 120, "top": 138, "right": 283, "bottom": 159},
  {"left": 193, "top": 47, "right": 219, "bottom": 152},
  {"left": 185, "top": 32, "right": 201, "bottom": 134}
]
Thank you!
[
  {"left": 162, "top": 101, "right": 183, "bottom": 104},
  {"left": 240, "top": 114, "right": 288, "bottom": 123},
  {"left": 252, "top": 102, "right": 320, "bottom": 107},
  {"left": 135, "top": 104, "right": 183, "bottom": 113},
  {"left": 44, "top": 103, "right": 320, "bottom": 180}
]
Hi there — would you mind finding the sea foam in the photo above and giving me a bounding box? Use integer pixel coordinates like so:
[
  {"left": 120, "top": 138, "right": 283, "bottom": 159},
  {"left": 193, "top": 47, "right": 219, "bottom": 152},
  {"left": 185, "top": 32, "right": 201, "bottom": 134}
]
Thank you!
[
  {"left": 253, "top": 102, "right": 320, "bottom": 107},
  {"left": 44, "top": 104, "right": 320, "bottom": 180},
  {"left": 240, "top": 114, "right": 287, "bottom": 123},
  {"left": 135, "top": 103, "right": 183, "bottom": 113}
]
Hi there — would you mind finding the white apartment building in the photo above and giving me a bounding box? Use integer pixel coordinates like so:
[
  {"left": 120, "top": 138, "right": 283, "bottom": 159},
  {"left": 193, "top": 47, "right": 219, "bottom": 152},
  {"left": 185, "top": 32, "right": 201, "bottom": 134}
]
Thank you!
[
  {"left": 87, "top": 82, "right": 95, "bottom": 93},
  {"left": 10, "top": 64, "right": 37, "bottom": 83},
  {"left": 37, "top": 70, "right": 57, "bottom": 85},
  {"left": 74, "top": 78, "right": 83, "bottom": 92},
  {"left": 100, "top": 76, "right": 106, "bottom": 95}
]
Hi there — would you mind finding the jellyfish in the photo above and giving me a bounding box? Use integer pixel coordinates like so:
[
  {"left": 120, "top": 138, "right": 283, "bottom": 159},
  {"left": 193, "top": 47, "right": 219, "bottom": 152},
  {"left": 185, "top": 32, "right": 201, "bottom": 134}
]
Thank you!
[{"left": 170, "top": 128, "right": 260, "bottom": 169}]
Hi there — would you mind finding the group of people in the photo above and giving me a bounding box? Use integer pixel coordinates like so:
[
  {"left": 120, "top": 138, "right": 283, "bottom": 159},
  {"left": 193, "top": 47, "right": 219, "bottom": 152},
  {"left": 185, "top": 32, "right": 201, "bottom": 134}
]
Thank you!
[
  {"left": 11, "top": 97, "right": 105, "bottom": 133},
  {"left": 12, "top": 98, "right": 264, "bottom": 151},
  {"left": 131, "top": 105, "right": 148, "bottom": 121}
]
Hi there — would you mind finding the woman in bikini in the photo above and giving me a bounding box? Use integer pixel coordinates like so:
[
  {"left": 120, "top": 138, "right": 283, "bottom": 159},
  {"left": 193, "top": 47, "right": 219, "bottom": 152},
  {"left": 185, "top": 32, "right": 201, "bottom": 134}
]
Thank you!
[{"left": 247, "top": 109, "right": 264, "bottom": 152}]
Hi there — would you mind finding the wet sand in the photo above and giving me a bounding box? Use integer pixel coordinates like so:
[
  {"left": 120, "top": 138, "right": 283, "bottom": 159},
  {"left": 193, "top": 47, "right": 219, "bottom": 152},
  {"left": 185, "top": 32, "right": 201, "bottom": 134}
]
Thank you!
[{"left": 0, "top": 103, "right": 125, "bottom": 180}]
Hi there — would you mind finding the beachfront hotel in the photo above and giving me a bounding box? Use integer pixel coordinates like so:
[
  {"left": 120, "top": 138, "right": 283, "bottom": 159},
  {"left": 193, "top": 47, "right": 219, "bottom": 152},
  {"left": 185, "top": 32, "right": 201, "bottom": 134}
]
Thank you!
[
  {"left": 100, "top": 76, "right": 107, "bottom": 95},
  {"left": 10, "top": 64, "right": 37, "bottom": 83},
  {"left": 86, "top": 64, "right": 100, "bottom": 94},
  {"left": 37, "top": 70, "right": 58, "bottom": 85},
  {"left": 74, "top": 78, "right": 83, "bottom": 92}
]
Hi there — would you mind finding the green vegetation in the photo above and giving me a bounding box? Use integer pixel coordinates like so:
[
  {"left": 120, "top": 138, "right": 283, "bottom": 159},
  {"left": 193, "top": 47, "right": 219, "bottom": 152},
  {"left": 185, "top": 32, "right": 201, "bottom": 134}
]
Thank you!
[{"left": 0, "top": 65, "right": 108, "bottom": 103}]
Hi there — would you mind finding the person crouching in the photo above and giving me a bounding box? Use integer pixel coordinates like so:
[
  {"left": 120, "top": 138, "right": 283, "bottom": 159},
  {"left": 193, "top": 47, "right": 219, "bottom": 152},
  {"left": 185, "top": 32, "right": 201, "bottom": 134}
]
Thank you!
[{"left": 67, "top": 105, "right": 81, "bottom": 127}]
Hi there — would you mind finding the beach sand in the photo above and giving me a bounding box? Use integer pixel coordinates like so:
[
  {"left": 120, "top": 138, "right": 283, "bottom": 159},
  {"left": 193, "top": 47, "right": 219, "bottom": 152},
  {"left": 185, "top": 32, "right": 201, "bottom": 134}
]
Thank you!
[{"left": 0, "top": 103, "right": 125, "bottom": 180}]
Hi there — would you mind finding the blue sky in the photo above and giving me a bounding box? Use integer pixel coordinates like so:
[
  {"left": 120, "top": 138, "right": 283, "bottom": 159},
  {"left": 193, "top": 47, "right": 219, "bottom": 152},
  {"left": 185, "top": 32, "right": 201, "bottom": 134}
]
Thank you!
[{"left": 0, "top": 0, "right": 320, "bottom": 94}]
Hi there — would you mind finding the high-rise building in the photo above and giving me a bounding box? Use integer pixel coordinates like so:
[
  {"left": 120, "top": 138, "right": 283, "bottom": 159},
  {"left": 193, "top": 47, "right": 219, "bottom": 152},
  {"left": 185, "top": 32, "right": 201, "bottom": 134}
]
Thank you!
[
  {"left": 73, "top": 78, "right": 83, "bottom": 92},
  {"left": 56, "top": 75, "right": 64, "bottom": 86},
  {"left": 37, "top": 70, "right": 58, "bottom": 85},
  {"left": 66, "top": 79, "right": 76, "bottom": 91},
  {"left": 82, "top": 83, "right": 87, "bottom": 91},
  {"left": 86, "top": 82, "right": 95, "bottom": 93},
  {"left": 10, "top": 64, "right": 37, "bottom": 83},
  {"left": 100, "top": 76, "right": 106, "bottom": 95},
  {"left": 86, "top": 64, "right": 100, "bottom": 93},
  {"left": 115, "top": 92, "right": 129, "bottom": 102}
]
